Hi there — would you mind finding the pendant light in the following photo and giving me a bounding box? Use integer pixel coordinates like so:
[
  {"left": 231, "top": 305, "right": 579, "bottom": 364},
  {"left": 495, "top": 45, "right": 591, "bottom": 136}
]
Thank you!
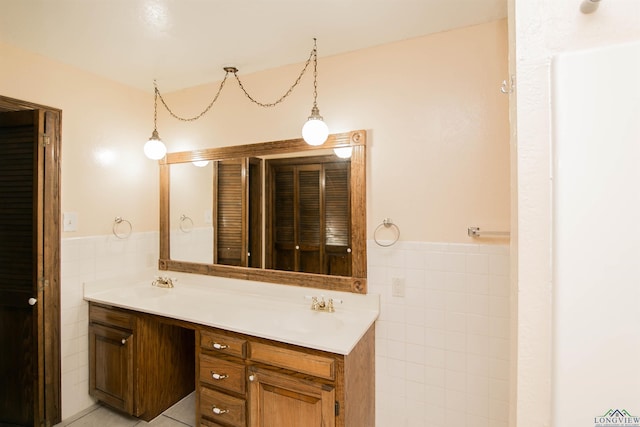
[
  {"left": 147, "top": 39, "right": 331, "bottom": 155},
  {"left": 144, "top": 85, "right": 167, "bottom": 160},
  {"left": 301, "top": 38, "right": 329, "bottom": 146},
  {"left": 333, "top": 147, "right": 353, "bottom": 159}
]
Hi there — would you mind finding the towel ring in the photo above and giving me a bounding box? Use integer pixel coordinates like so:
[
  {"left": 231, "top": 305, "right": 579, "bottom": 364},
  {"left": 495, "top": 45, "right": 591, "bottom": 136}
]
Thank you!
[
  {"left": 113, "top": 217, "right": 132, "bottom": 239},
  {"left": 179, "top": 214, "right": 194, "bottom": 233},
  {"left": 373, "top": 218, "right": 400, "bottom": 247}
]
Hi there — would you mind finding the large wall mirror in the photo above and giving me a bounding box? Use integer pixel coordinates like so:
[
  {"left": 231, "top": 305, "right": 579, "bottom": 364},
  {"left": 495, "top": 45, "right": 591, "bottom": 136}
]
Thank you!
[{"left": 158, "top": 130, "right": 367, "bottom": 294}]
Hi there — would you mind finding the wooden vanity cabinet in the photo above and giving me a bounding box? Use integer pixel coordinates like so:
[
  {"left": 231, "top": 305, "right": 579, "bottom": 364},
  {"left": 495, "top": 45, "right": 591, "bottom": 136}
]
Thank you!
[
  {"left": 196, "top": 325, "right": 375, "bottom": 427},
  {"left": 89, "top": 303, "right": 195, "bottom": 421},
  {"left": 88, "top": 302, "right": 375, "bottom": 426},
  {"left": 89, "top": 315, "right": 135, "bottom": 414}
]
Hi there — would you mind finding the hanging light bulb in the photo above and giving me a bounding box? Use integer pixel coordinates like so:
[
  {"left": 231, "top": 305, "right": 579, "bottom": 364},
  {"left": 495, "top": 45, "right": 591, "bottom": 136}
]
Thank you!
[
  {"left": 333, "top": 146, "right": 353, "bottom": 159},
  {"left": 302, "top": 38, "right": 329, "bottom": 146},
  {"left": 144, "top": 84, "right": 167, "bottom": 160}
]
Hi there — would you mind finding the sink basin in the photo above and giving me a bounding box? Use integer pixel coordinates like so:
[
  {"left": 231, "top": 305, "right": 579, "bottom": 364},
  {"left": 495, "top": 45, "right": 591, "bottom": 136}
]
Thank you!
[
  {"left": 259, "top": 310, "right": 346, "bottom": 336},
  {"left": 121, "top": 286, "right": 172, "bottom": 299}
]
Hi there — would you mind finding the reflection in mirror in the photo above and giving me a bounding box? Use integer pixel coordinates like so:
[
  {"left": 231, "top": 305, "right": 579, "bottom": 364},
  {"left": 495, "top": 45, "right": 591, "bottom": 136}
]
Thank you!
[
  {"left": 159, "top": 130, "right": 367, "bottom": 294},
  {"left": 266, "top": 155, "right": 351, "bottom": 276},
  {"left": 169, "top": 161, "right": 214, "bottom": 263},
  {"left": 212, "top": 158, "right": 262, "bottom": 268}
]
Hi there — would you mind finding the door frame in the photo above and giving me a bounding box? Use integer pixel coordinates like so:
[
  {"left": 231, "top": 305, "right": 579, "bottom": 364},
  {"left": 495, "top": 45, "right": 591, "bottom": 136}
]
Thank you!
[{"left": 0, "top": 95, "right": 61, "bottom": 426}]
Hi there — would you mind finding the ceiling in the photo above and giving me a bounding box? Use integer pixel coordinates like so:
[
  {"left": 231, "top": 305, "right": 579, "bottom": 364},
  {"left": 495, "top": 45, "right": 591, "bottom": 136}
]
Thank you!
[{"left": 0, "top": 0, "right": 507, "bottom": 93}]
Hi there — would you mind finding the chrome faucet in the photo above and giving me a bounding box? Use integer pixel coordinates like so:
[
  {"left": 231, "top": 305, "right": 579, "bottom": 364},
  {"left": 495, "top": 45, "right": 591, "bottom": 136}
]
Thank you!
[{"left": 152, "top": 276, "right": 175, "bottom": 288}]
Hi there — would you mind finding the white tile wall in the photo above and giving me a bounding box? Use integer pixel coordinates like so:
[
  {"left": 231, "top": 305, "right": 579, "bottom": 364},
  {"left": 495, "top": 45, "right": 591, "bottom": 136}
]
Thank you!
[
  {"left": 368, "top": 241, "right": 510, "bottom": 427},
  {"left": 60, "top": 234, "right": 510, "bottom": 426},
  {"left": 60, "top": 232, "right": 158, "bottom": 419},
  {"left": 170, "top": 227, "right": 213, "bottom": 264}
]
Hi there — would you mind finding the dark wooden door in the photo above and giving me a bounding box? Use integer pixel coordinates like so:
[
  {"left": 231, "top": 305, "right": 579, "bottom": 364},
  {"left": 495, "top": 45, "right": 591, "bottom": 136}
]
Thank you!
[
  {"left": 0, "top": 107, "right": 60, "bottom": 427},
  {"left": 0, "top": 110, "right": 43, "bottom": 426}
]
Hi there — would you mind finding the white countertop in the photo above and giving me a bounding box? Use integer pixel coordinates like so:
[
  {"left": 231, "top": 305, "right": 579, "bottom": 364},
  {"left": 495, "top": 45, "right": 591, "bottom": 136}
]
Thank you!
[{"left": 83, "top": 271, "right": 379, "bottom": 355}]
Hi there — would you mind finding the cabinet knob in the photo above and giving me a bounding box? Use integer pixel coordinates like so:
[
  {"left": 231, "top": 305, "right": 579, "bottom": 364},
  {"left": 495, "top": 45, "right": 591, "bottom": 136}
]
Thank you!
[
  {"left": 295, "top": 245, "right": 300, "bottom": 250},
  {"left": 212, "top": 342, "right": 228, "bottom": 350},
  {"left": 249, "top": 374, "right": 255, "bottom": 382},
  {"left": 212, "top": 405, "right": 229, "bottom": 415},
  {"left": 347, "top": 248, "right": 352, "bottom": 253},
  {"left": 121, "top": 338, "right": 127, "bottom": 345},
  {"left": 211, "top": 371, "right": 228, "bottom": 380},
  {"left": 28, "top": 298, "right": 37, "bottom": 306}
]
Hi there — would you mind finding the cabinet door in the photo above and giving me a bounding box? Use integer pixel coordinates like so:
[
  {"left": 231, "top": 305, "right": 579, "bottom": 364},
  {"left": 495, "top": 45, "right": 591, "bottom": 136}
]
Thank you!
[
  {"left": 89, "top": 323, "right": 134, "bottom": 414},
  {"left": 248, "top": 367, "right": 335, "bottom": 427}
]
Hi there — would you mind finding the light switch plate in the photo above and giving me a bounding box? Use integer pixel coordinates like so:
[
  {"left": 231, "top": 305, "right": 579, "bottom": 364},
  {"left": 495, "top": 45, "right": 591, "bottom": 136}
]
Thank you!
[{"left": 63, "top": 212, "right": 78, "bottom": 232}]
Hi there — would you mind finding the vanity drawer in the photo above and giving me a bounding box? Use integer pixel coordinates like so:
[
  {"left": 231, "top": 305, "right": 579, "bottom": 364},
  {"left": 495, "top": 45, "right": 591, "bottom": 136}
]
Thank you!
[
  {"left": 199, "top": 354, "right": 246, "bottom": 394},
  {"left": 89, "top": 304, "right": 134, "bottom": 330},
  {"left": 200, "top": 386, "right": 246, "bottom": 427},
  {"left": 200, "top": 420, "right": 227, "bottom": 427},
  {"left": 249, "top": 342, "right": 335, "bottom": 380},
  {"left": 200, "top": 330, "right": 247, "bottom": 358}
]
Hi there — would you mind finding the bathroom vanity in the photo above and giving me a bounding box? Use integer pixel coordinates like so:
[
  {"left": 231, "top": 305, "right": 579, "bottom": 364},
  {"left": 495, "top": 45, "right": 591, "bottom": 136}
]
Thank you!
[{"left": 85, "top": 273, "right": 378, "bottom": 426}]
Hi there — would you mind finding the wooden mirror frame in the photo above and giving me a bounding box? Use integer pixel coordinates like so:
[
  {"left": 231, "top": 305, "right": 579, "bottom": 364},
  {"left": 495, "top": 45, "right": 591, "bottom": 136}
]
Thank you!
[{"left": 158, "top": 130, "right": 367, "bottom": 294}]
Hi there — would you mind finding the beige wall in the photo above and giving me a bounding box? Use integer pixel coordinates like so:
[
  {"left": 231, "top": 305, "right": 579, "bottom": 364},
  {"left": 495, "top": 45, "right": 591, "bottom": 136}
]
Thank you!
[
  {"left": 161, "top": 19, "right": 510, "bottom": 244},
  {"left": 1, "top": 20, "right": 508, "bottom": 243},
  {"left": 0, "top": 40, "right": 157, "bottom": 237}
]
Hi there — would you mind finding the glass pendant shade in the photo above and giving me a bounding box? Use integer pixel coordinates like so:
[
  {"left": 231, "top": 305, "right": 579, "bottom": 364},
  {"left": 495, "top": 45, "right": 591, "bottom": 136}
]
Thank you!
[
  {"left": 333, "top": 146, "right": 353, "bottom": 159},
  {"left": 144, "top": 129, "right": 167, "bottom": 160},
  {"left": 302, "top": 107, "right": 329, "bottom": 146}
]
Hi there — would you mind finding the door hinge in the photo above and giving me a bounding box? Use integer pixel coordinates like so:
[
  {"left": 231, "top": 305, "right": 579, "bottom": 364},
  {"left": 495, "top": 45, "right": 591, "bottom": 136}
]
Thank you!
[
  {"left": 41, "top": 134, "right": 50, "bottom": 147},
  {"left": 335, "top": 401, "right": 340, "bottom": 416}
]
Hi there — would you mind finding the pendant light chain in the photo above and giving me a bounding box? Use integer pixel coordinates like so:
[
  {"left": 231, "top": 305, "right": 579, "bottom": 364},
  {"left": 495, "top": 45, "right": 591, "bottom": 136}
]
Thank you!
[
  {"left": 153, "top": 82, "right": 159, "bottom": 130},
  {"left": 311, "top": 38, "right": 319, "bottom": 110},
  {"left": 155, "top": 72, "right": 231, "bottom": 122},
  {"left": 153, "top": 39, "right": 318, "bottom": 120},
  {"left": 233, "top": 42, "right": 315, "bottom": 108}
]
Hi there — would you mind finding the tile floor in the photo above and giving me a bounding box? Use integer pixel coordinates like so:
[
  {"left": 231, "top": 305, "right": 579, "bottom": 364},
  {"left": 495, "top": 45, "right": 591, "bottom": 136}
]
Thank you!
[{"left": 54, "top": 392, "right": 195, "bottom": 427}]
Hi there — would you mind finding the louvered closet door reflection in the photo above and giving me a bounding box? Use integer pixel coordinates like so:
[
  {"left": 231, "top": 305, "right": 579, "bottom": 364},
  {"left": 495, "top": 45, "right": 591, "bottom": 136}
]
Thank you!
[
  {"left": 296, "top": 166, "right": 322, "bottom": 274},
  {"left": 324, "top": 164, "right": 351, "bottom": 276},
  {"left": 273, "top": 167, "right": 296, "bottom": 271},
  {"left": 215, "top": 161, "right": 243, "bottom": 266}
]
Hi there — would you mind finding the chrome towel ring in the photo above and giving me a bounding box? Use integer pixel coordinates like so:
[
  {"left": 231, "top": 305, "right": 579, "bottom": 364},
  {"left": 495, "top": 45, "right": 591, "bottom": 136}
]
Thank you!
[
  {"left": 113, "top": 217, "right": 132, "bottom": 239},
  {"left": 179, "top": 214, "right": 194, "bottom": 233},
  {"left": 373, "top": 218, "right": 400, "bottom": 247}
]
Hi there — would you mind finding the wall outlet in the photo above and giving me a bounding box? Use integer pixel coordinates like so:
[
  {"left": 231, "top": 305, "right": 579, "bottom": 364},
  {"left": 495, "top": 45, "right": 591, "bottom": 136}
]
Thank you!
[{"left": 391, "top": 277, "right": 405, "bottom": 297}]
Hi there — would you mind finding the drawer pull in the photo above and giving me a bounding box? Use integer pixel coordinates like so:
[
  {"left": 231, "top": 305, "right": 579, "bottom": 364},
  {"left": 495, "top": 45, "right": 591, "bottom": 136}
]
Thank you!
[
  {"left": 212, "top": 405, "right": 229, "bottom": 415},
  {"left": 212, "top": 342, "right": 228, "bottom": 350},
  {"left": 211, "top": 371, "right": 228, "bottom": 380},
  {"left": 121, "top": 338, "right": 127, "bottom": 345},
  {"left": 249, "top": 374, "right": 255, "bottom": 382}
]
